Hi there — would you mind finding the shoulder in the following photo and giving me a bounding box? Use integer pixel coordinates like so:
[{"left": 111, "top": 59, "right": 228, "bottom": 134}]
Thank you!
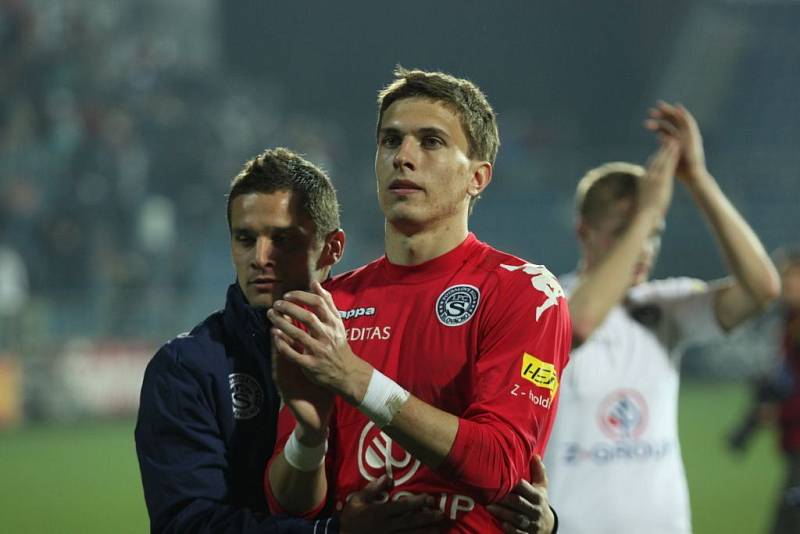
[
  {"left": 473, "top": 244, "right": 567, "bottom": 322},
  {"left": 325, "top": 257, "right": 384, "bottom": 293},
  {"left": 475, "top": 244, "right": 565, "bottom": 301},
  {"left": 146, "top": 310, "right": 227, "bottom": 379},
  {"left": 628, "top": 277, "right": 709, "bottom": 305}
]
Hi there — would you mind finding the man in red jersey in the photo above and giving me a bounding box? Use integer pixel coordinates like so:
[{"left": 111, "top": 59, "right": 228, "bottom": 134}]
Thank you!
[{"left": 264, "top": 68, "right": 572, "bottom": 533}]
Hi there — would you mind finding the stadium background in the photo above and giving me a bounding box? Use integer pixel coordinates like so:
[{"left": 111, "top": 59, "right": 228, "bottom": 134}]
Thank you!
[{"left": 0, "top": 0, "right": 797, "bottom": 532}]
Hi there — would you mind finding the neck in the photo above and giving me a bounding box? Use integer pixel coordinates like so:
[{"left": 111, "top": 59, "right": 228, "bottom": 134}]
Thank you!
[{"left": 384, "top": 216, "right": 469, "bottom": 266}]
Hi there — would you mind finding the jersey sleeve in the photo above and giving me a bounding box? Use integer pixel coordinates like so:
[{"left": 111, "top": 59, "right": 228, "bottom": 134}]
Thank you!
[
  {"left": 135, "top": 346, "right": 336, "bottom": 534},
  {"left": 441, "top": 263, "right": 572, "bottom": 504},
  {"left": 667, "top": 278, "right": 724, "bottom": 345},
  {"left": 631, "top": 277, "right": 724, "bottom": 348}
]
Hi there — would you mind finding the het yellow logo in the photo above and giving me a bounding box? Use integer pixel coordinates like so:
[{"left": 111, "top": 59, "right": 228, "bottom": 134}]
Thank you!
[{"left": 520, "top": 353, "right": 559, "bottom": 399}]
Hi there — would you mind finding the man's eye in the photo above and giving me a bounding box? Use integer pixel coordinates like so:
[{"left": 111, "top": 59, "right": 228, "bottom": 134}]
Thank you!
[
  {"left": 273, "top": 233, "right": 298, "bottom": 249},
  {"left": 381, "top": 135, "right": 400, "bottom": 148},
  {"left": 421, "top": 136, "right": 443, "bottom": 148},
  {"left": 236, "top": 235, "right": 255, "bottom": 246}
]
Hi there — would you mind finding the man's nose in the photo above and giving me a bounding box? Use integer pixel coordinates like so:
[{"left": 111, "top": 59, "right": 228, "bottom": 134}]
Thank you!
[
  {"left": 252, "top": 238, "right": 274, "bottom": 268},
  {"left": 393, "top": 137, "right": 417, "bottom": 171}
]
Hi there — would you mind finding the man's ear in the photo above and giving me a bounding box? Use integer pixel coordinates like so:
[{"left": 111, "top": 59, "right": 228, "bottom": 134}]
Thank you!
[
  {"left": 467, "top": 161, "right": 492, "bottom": 200},
  {"left": 576, "top": 218, "right": 590, "bottom": 244},
  {"left": 318, "top": 229, "right": 346, "bottom": 269}
]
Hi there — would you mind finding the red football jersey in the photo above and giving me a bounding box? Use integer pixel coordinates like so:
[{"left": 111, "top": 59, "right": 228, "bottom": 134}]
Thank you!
[
  {"left": 780, "top": 309, "right": 800, "bottom": 452},
  {"left": 269, "top": 234, "right": 571, "bottom": 532}
]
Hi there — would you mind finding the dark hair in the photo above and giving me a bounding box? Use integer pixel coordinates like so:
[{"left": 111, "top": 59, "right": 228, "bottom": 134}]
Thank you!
[
  {"left": 575, "top": 162, "right": 644, "bottom": 226},
  {"left": 377, "top": 66, "right": 500, "bottom": 210},
  {"left": 227, "top": 147, "right": 340, "bottom": 239}
]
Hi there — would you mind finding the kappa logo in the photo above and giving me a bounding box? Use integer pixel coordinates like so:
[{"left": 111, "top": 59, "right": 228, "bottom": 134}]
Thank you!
[
  {"left": 598, "top": 389, "right": 649, "bottom": 440},
  {"left": 228, "top": 373, "right": 263, "bottom": 420},
  {"left": 500, "top": 263, "right": 564, "bottom": 321},
  {"left": 339, "top": 306, "right": 376, "bottom": 320},
  {"left": 435, "top": 285, "right": 480, "bottom": 327},
  {"left": 358, "top": 421, "right": 421, "bottom": 485},
  {"left": 520, "top": 353, "right": 559, "bottom": 399}
]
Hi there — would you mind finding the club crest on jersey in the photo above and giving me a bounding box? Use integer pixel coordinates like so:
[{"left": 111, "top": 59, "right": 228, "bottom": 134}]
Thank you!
[
  {"left": 520, "top": 353, "right": 559, "bottom": 399},
  {"left": 598, "top": 389, "right": 649, "bottom": 440},
  {"left": 435, "top": 284, "right": 480, "bottom": 327},
  {"left": 500, "top": 263, "right": 564, "bottom": 321},
  {"left": 228, "top": 373, "right": 263, "bottom": 420},
  {"left": 358, "top": 421, "right": 421, "bottom": 485}
]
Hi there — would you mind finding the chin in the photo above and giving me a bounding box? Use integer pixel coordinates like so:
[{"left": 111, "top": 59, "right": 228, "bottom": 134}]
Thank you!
[
  {"left": 244, "top": 291, "right": 275, "bottom": 309},
  {"left": 384, "top": 207, "right": 425, "bottom": 230}
]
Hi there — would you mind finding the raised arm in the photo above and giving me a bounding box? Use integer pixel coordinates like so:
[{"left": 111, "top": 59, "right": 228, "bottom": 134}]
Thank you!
[
  {"left": 646, "top": 102, "right": 781, "bottom": 330},
  {"left": 568, "top": 141, "right": 679, "bottom": 346},
  {"left": 265, "top": 325, "right": 334, "bottom": 516}
]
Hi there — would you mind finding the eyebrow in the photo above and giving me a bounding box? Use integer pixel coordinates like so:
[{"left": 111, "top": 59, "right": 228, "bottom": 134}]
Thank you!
[
  {"left": 231, "top": 224, "right": 295, "bottom": 235},
  {"left": 417, "top": 127, "right": 449, "bottom": 138},
  {"left": 378, "top": 126, "right": 450, "bottom": 139}
]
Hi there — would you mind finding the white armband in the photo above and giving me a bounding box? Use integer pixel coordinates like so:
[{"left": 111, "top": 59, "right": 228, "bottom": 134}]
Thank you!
[
  {"left": 357, "top": 368, "right": 410, "bottom": 428},
  {"left": 283, "top": 427, "right": 327, "bottom": 472}
]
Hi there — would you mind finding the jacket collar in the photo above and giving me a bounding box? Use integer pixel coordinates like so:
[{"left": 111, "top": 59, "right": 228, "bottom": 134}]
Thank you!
[{"left": 223, "top": 283, "right": 270, "bottom": 360}]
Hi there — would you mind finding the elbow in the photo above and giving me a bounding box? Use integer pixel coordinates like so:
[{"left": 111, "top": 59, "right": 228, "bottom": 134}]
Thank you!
[
  {"left": 442, "top": 423, "right": 526, "bottom": 505},
  {"left": 570, "top": 318, "right": 596, "bottom": 347},
  {"left": 568, "top": 302, "right": 603, "bottom": 347},
  {"left": 460, "top": 469, "right": 517, "bottom": 506},
  {"left": 441, "top": 461, "right": 516, "bottom": 506},
  {"left": 765, "top": 270, "right": 782, "bottom": 304},
  {"left": 472, "top": 459, "right": 520, "bottom": 504},
  {"left": 754, "top": 269, "right": 782, "bottom": 308}
]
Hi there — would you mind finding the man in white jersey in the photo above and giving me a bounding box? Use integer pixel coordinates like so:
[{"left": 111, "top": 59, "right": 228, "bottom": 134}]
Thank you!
[{"left": 543, "top": 101, "right": 781, "bottom": 533}]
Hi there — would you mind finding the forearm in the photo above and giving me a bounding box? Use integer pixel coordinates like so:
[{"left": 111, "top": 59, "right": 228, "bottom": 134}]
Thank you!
[
  {"left": 688, "top": 172, "right": 780, "bottom": 304},
  {"left": 383, "top": 394, "right": 459, "bottom": 467},
  {"left": 267, "top": 430, "right": 328, "bottom": 516},
  {"left": 570, "top": 208, "right": 662, "bottom": 343},
  {"left": 385, "top": 396, "right": 524, "bottom": 503},
  {"left": 341, "top": 357, "right": 458, "bottom": 466},
  {"left": 351, "top": 369, "right": 523, "bottom": 502}
]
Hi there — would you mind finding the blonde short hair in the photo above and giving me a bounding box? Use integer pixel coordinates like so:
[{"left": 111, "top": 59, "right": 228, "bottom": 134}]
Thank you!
[{"left": 575, "top": 162, "right": 644, "bottom": 225}]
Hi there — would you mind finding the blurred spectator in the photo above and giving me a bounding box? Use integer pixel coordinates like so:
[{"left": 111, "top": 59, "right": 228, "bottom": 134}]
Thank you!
[
  {"left": 0, "top": 0, "right": 346, "bottom": 344},
  {"left": 0, "top": 238, "right": 29, "bottom": 350},
  {"left": 727, "top": 246, "right": 800, "bottom": 534}
]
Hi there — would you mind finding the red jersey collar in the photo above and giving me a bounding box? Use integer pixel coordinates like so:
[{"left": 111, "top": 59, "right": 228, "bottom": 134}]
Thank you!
[{"left": 380, "top": 233, "right": 480, "bottom": 284}]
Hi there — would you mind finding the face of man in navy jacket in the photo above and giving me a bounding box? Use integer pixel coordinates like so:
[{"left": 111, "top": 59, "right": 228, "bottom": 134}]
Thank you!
[{"left": 230, "top": 190, "right": 345, "bottom": 309}]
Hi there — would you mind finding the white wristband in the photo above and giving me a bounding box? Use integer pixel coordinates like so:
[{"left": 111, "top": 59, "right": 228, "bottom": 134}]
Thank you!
[
  {"left": 357, "top": 368, "right": 410, "bottom": 428},
  {"left": 283, "top": 427, "right": 327, "bottom": 472}
]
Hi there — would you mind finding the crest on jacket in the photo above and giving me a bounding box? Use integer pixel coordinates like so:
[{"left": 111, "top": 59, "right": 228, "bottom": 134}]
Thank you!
[{"left": 228, "top": 373, "right": 263, "bottom": 420}]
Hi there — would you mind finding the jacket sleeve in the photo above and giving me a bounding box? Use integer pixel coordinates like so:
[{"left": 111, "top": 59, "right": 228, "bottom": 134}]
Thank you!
[
  {"left": 440, "top": 264, "right": 572, "bottom": 504},
  {"left": 134, "top": 346, "right": 339, "bottom": 534}
]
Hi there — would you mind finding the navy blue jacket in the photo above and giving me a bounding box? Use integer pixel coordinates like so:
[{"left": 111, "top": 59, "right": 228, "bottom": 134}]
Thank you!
[{"left": 135, "top": 283, "right": 338, "bottom": 533}]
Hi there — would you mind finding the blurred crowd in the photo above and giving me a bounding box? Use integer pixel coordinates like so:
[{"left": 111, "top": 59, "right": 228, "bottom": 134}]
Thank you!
[
  {"left": 0, "top": 0, "right": 347, "bottom": 347},
  {"left": 1, "top": 0, "right": 797, "bottom": 372}
]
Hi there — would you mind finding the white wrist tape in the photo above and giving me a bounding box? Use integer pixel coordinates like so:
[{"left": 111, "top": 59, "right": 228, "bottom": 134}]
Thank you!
[
  {"left": 357, "top": 368, "right": 410, "bottom": 428},
  {"left": 283, "top": 427, "right": 327, "bottom": 472}
]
